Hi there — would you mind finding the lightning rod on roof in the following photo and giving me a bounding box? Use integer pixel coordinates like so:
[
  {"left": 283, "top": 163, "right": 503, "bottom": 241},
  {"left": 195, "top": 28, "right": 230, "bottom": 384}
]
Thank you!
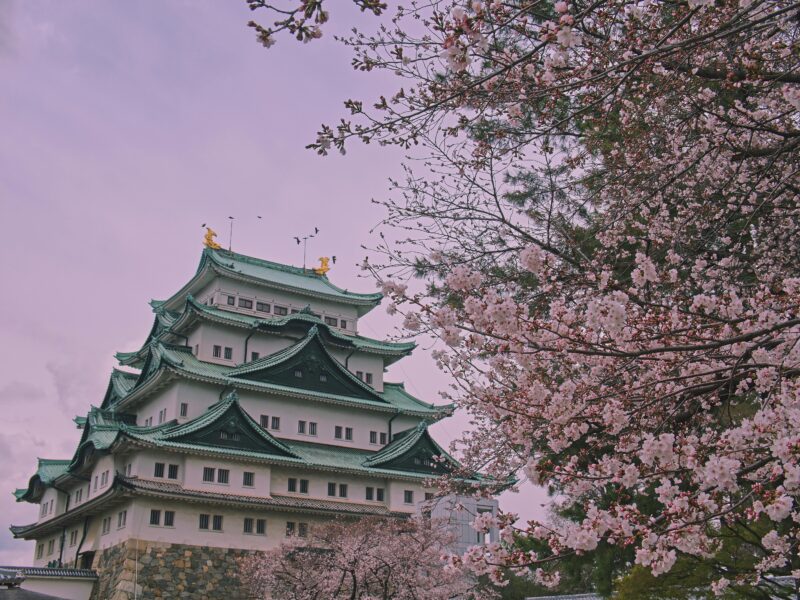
[{"left": 293, "top": 227, "right": 320, "bottom": 270}]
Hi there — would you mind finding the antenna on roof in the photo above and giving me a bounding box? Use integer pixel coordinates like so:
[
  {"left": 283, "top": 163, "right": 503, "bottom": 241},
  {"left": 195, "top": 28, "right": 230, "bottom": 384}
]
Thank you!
[
  {"left": 293, "top": 227, "right": 320, "bottom": 270},
  {"left": 227, "top": 216, "right": 235, "bottom": 251}
]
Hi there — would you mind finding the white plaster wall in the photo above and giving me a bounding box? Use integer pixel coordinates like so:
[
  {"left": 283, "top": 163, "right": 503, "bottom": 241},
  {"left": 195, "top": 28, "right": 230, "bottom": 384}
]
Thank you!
[
  {"left": 173, "top": 380, "right": 222, "bottom": 423},
  {"left": 237, "top": 388, "right": 402, "bottom": 450},
  {"left": 21, "top": 577, "right": 95, "bottom": 600},
  {"left": 134, "top": 384, "right": 179, "bottom": 427},
  {"left": 387, "top": 481, "right": 427, "bottom": 513},
  {"left": 183, "top": 455, "right": 271, "bottom": 498},
  {"left": 269, "top": 467, "right": 392, "bottom": 507},
  {"left": 88, "top": 455, "right": 116, "bottom": 500},
  {"left": 129, "top": 449, "right": 186, "bottom": 484},
  {"left": 124, "top": 497, "right": 323, "bottom": 551},
  {"left": 36, "top": 488, "right": 65, "bottom": 523},
  {"left": 206, "top": 277, "right": 360, "bottom": 332},
  {"left": 328, "top": 348, "right": 385, "bottom": 392}
]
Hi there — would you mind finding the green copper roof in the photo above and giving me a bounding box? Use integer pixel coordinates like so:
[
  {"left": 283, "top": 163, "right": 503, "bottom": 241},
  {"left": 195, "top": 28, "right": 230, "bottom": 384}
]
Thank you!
[
  {"left": 364, "top": 422, "right": 458, "bottom": 472},
  {"left": 100, "top": 369, "right": 139, "bottom": 409},
  {"left": 118, "top": 296, "right": 414, "bottom": 370},
  {"left": 157, "top": 248, "right": 382, "bottom": 315},
  {"left": 114, "top": 341, "right": 448, "bottom": 419},
  {"left": 15, "top": 459, "right": 71, "bottom": 503}
]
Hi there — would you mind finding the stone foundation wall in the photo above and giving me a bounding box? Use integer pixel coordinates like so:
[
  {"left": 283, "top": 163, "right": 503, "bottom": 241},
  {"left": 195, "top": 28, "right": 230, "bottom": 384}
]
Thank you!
[{"left": 90, "top": 539, "right": 264, "bottom": 599}]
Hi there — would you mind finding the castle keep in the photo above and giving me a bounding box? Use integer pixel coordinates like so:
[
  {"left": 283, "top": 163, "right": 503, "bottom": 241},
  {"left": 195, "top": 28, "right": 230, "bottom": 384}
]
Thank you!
[{"left": 10, "top": 245, "right": 495, "bottom": 598}]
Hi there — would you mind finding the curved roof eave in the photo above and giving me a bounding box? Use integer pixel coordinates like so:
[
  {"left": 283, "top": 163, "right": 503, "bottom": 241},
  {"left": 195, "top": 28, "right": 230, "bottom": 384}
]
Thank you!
[{"left": 156, "top": 249, "right": 383, "bottom": 316}]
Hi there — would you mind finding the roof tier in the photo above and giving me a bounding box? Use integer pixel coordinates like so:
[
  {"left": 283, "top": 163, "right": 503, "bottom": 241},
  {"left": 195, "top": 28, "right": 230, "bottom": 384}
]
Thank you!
[
  {"left": 117, "top": 296, "right": 414, "bottom": 371},
  {"left": 156, "top": 248, "right": 382, "bottom": 316},
  {"left": 109, "top": 335, "right": 450, "bottom": 419},
  {"left": 16, "top": 394, "right": 464, "bottom": 506}
]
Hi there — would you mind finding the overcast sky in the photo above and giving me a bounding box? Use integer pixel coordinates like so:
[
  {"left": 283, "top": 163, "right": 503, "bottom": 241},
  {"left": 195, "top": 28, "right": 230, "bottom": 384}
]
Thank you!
[{"left": 0, "top": 0, "right": 548, "bottom": 565}]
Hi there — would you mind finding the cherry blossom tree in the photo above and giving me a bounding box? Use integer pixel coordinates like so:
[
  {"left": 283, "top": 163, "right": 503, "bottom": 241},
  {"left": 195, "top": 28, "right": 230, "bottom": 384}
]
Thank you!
[
  {"left": 239, "top": 517, "right": 490, "bottom": 599},
  {"left": 248, "top": 0, "right": 800, "bottom": 595}
]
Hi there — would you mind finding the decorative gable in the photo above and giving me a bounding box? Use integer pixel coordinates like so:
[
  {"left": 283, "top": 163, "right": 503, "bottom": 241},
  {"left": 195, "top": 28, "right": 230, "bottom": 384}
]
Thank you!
[
  {"left": 164, "top": 395, "right": 298, "bottom": 457},
  {"left": 363, "top": 424, "right": 457, "bottom": 475},
  {"left": 229, "top": 327, "right": 387, "bottom": 403}
]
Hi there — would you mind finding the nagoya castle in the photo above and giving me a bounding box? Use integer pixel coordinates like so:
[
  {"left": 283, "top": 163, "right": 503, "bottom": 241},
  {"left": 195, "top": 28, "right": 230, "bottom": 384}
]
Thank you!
[{"left": 9, "top": 232, "right": 497, "bottom": 600}]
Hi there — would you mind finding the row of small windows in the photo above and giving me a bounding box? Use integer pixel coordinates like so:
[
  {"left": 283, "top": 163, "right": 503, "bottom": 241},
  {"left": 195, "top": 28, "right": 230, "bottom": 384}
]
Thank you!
[
  {"left": 154, "top": 462, "right": 180, "bottom": 479},
  {"left": 225, "top": 295, "right": 291, "bottom": 317},
  {"left": 149, "top": 510, "right": 308, "bottom": 538},
  {"left": 37, "top": 510, "right": 128, "bottom": 559},
  {"left": 201, "top": 466, "right": 257, "bottom": 487},
  {"left": 221, "top": 294, "right": 348, "bottom": 330},
  {"left": 213, "top": 345, "right": 234, "bottom": 360},
  {"left": 101, "top": 510, "right": 127, "bottom": 535},
  {"left": 259, "top": 415, "right": 387, "bottom": 446}
]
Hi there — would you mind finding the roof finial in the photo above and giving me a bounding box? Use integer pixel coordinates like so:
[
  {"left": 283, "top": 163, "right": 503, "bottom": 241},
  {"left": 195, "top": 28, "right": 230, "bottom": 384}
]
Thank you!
[
  {"left": 314, "top": 257, "right": 331, "bottom": 275},
  {"left": 203, "top": 227, "right": 222, "bottom": 250}
]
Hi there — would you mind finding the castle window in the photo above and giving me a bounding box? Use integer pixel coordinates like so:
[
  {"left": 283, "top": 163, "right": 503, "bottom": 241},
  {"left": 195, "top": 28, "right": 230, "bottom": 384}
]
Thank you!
[
  {"left": 298, "top": 522, "right": 308, "bottom": 538},
  {"left": 224, "top": 347, "right": 233, "bottom": 360},
  {"left": 219, "top": 430, "right": 240, "bottom": 442},
  {"left": 154, "top": 463, "right": 165, "bottom": 478},
  {"left": 117, "top": 510, "right": 127, "bottom": 528},
  {"left": 340, "top": 320, "right": 348, "bottom": 329},
  {"left": 202, "top": 467, "right": 215, "bottom": 482},
  {"left": 251, "top": 352, "right": 260, "bottom": 362},
  {"left": 404, "top": 490, "right": 414, "bottom": 504},
  {"left": 217, "top": 469, "right": 230, "bottom": 484},
  {"left": 309, "top": 422, "right": 317, "bottom": 436},
  {"left": 380, "top": 433, "right": 387, "bottom": 445},
  {"left": 370, "top": 431, "right": 377, "bottom": 444},
  {"left": 345, "top": 427, "right": 353, "bottom": 441},
  {"left": 324, "top": 316, "right": 338, "bottom": 327},
  {"left": 47, "top": 540, "right": 54, "bottom": 555},
  {"left": 356, "top": 371, "right": 364, "bottom": 380},
  {"left": 199, "top": 514, "right": 210, "bottom": 530},
  {"left": 291, "top": 309, "right": 299, "bottom": 314},
  {"left": 212, "top": 515, "right": 223, "bottom": 531},
  {"left": 244, "top": 517, "right": 254, "bottom": 534},
  {"left": 243, "top": 472, "right": 255, "bottom": 487},
  {"left": 256, "top": 518, "right": 266, "bottom": 535},
  {"left": 36, "top": 544, "right": 43, "bottom": 559},
  {"left": 168, "top": 464, "right": 179, "bottom": 479},
  {"left": 271, "top": 416, "right": 280, "bottom": 430},
  {"left": 286, "top": 522, "right": 295, "bottom": 536},
  {"left": 69, "top": 530, "right": 78, "bottom": 546},
  {"left": 180, "top": 402, "right": 188, "bottom": 417},
  {"left": 288, "top": 478, "right": 297, "bottom": 493},
  {"left": 213, "top": 345, "right": 222, "bottom": 358},
  {"left": 227, "top": 296, "right": 235, "bottom": 306},
  {"left": 376, "top": 488, "right": 385, "bottom": 502},
  {"left": 149, "top": 510, "right": 161, "bottom": 526},
  {"left": 327, "top": 482, "right": 336, "bottom": 497},
  {"left": 334, "top": 426, "right": 343, "bottom": 439},
  {"left": 164, "top": 511, "right": 175, "bottom": 527},
  {"left": 319, "top": 373, "right": 328, "bottom": 382},
  {"left": 365, "top": 373, "right": 373, "bottom": 385},
  {"left": 194, "top": 344, "right": 199, "bottom": 355},
  {"left": 102, "top": 517, "right": 111, "bottom": 535},
  {"left": 260, "top": 415, "right": 269, "bottom": 428},
  {"left": 238, "top": 298, "right": 253, "bottom": 309},
  {"left": 93, "top": 476, "right": 98, "bottom": 491},
  {"left": 366, "top": 487, "right": 374, "bottom": 501},
  {"left": 274, "top": 306, "right": 288, "bottom": 316},
  {"left": 300, "top": 479, "right": 309, "bottom": 494},
  {"left": 298, "top": 420, "right": 306, "bottom": 434},
  {"left": 158, "top": 408, "right": 166, "bottom": 424},
  {"left": 338, "top": 484, "right": 348, "bottom": 498},
  {"left": 256, "top": 302, "right": 270, "bottom": 313},
  {"left": 294, "top": 369, "right": 302, "bottom": 378}
]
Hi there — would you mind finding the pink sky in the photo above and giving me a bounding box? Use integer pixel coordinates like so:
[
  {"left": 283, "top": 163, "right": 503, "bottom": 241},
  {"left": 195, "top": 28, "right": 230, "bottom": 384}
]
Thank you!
[{"left": 0, "top": 0, "right": 547, "bottom": 564}]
